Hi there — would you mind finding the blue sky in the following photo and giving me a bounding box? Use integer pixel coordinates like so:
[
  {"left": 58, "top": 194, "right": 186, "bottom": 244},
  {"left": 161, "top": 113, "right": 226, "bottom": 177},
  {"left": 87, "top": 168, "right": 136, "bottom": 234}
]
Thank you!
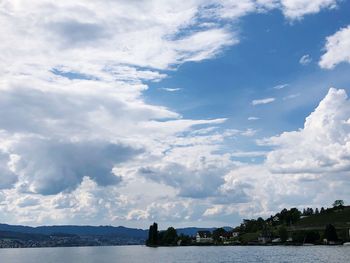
[
  {"left": 145, "top": 1, "right": 350, "bottom": 164},
  {"left": 0, "top": 0, "right": 350, "bottom": 228},
  {"left": 147, "top": 1, "right": 350, "bottom": 132}
]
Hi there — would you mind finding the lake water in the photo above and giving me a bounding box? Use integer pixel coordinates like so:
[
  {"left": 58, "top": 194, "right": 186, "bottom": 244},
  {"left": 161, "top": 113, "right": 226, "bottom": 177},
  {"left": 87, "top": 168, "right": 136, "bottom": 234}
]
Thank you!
[{"left": 0, "top": 245, "right": 349, "bottom": 263}]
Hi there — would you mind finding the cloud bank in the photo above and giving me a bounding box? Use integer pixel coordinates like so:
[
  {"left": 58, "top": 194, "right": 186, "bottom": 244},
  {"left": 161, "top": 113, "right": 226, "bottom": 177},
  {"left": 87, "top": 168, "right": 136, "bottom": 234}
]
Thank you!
[{"left": 0, "top": 0, "right": 347, "bottom": 226}]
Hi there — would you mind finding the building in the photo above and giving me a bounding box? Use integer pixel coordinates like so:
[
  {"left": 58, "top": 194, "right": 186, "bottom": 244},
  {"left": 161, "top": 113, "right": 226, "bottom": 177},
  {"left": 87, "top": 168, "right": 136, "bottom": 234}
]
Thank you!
[
  {"left": 273, "top": 216, "right": 279, "bottom": 222},
  {"left": 196, "top": 231, "right": 213, "bottom": 243},
  {"left": 232, "top": 231, "right": 239, "bottom": 238}
]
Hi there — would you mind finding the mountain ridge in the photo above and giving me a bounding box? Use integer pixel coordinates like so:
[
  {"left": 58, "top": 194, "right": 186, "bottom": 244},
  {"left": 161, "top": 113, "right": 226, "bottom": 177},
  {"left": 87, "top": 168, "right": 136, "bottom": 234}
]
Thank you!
[{"left": 0, "top": 223, "right": 232, "bottom": 239}]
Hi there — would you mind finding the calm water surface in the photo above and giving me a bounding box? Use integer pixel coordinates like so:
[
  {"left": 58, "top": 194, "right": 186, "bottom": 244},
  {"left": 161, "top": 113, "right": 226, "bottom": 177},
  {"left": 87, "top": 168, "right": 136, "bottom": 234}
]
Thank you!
[{"left": 0, "top": 245, "right": 349, "bottom": 263}]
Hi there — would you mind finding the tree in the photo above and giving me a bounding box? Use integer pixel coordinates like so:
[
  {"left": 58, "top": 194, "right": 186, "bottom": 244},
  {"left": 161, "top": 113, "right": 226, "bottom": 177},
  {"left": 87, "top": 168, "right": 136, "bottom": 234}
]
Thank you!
[
  {"left": 178, "top": 234, "right": 192, "bottom": 245},
  {"left": 212, "top": 228, "right": 226, "bottom": 242},
  {"left": 289, "top": 208, "right": 301, "bottom": 224},
  {"left": 147, "top": 222, "right": 158, "bottom": 246},
  {"left": 161, "top": 227, "right": 178, "bottom": 245},
  {"left": 324, "top": 224, "right": 338, "bottom": 242},
  {"left": 320, "top": 207, "right": 325, "bottom": 214},
  {"left": 278, "top": 226, "right": 288, "bottom": 242},
  {"left": 315, "top": 208, "right": 319, "bottom": 215},
  {"left": 332, "top": 200, "right": 344, "bottom": 209},
  {"left": 279, "top": 208, "right": 301, "bottom": 225}
]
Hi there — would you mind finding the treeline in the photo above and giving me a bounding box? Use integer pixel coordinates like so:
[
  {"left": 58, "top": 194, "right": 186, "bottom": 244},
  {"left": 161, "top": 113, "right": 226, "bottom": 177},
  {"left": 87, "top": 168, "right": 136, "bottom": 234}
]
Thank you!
[
  {"left": 241, "top": 200, "right": 346, "bottom": 232},
  {"left": 146, "top": 223, "right": 191, "bottom": 246},
  {"left": 302, "top": 200, "right": 345, "bottom": 216}
]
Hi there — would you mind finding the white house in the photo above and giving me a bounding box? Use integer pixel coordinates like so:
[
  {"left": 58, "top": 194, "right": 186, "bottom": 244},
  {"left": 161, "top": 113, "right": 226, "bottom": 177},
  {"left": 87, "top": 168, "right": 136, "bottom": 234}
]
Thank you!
[{"left": 232, "top": 231, "right": 239, "bottom": 238}]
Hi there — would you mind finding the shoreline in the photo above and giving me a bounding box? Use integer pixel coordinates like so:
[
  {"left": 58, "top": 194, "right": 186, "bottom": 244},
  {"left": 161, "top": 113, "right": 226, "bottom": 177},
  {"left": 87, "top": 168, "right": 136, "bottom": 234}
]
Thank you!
[{"left": 0, "top": 243, "right": 349, "bottom": 250}]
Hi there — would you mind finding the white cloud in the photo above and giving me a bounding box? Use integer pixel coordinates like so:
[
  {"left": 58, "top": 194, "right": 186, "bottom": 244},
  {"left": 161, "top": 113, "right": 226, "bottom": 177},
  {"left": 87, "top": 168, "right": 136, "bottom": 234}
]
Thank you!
[
  {"left": 279, "top": 0, "right": 338, "bottom": 20},
  {"left": 252, "top": 97, "right": 276, "bottom": 105},
  {"left": 241, "top": 128, "right": 258, "bottom": 137},
  {"left": 283, "top": 93, "right": 301, "bottom": 100},
  {"left": 203, "top": 205, "right": 224, "bottom": 216},
  {"left": 216, "top": 88, "right": 350, "bottom": 220},
  {"left": 0, "top": 0, "right": 345, "bottom": 226},
  {"left": 273, "top": 83, "right": 289, "bottom": 90},
  {"left": 299, "top": 54, "right": 312, "bottom": 65},
  {"left": 265, "top": 88, "right": 350, "bottom": 174},
  {"left": 160, "top": 88, "right": 182, "bottom": 92},
  {"left": 138, "top": 144, "right": 235, "bottom": 199},
  {"left": 0, "top": 0, "right": 245, "bottom": 225},
  {"left": 319, "top": 25, "right": 350, "bottom": 69},
  {"left": 201, "top": 0, "right": 338, "bottom": 21},
  {"left": 248, "top": 116, "right": 260, "bottom": 121}
]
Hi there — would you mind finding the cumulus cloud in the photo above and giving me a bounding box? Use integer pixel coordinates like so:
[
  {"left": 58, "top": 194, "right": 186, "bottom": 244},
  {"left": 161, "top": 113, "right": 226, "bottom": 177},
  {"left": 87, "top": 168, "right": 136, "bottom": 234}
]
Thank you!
[
  {"left": 252, "top": 97, "right": 275, "bottom": 105},
  {"left": 13, "top": 139, "right": 141, "bottom": 195},
  {"left": 0, "top": 0, "right": 243, "bottom": 223},
  {"left": 319, "top": 25, "right": 350, "bottom": 69},
  {"left": 264, "top": 88, "right": 350, "bottom": 174},
  {"left": 0, "top": 0, "right": 345, "bottom": 226},
  {"left": 210, "top": 88, "right": 350, "bottom": 220},
  {"left": 139, "top": 144, "right": 234, "bottom": 199}
]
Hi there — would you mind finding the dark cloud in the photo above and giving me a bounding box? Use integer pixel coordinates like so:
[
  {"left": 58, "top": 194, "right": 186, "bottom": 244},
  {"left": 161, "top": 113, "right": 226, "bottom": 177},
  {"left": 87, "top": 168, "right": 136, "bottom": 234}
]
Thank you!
[
  {"left": 139, "top": 162, "right": 227, "bottom": 199},
  {"left": 0, "top": 151, "right": 18, "bottom": 189},
  {"left": 49, "top": 20, "right": 109, "bottom": 46},
  {"left": 14, "top": 138, "right": 142, "bottom": 195},
  {"left": 213, "top": 183, "right": 252, "bottom": 204}
]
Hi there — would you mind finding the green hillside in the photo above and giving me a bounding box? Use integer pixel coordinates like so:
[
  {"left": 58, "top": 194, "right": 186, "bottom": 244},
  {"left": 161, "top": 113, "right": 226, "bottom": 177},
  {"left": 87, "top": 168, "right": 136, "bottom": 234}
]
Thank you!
[{"left": 293, "top": 206, "right": 350, "bottom": 229}]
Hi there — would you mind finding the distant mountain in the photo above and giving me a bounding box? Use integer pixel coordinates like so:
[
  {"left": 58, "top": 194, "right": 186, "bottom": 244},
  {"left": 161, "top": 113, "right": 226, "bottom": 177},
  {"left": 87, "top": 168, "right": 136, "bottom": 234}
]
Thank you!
[
  {"left": 0, "top": 224, "right": 148, "bottom": 239},
  {"left": 0, "top": 223, "right": 233, "bottom": 240},
  {"left": 0, "top": 230, "right": 49, "bottom": 241}
]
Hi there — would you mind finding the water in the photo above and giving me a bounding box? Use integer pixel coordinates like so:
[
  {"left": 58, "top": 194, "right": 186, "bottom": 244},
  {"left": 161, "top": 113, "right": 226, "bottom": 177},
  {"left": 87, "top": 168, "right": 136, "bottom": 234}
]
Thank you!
[{"left": 0, "top": 245, "right": 349, "bottom": 263}]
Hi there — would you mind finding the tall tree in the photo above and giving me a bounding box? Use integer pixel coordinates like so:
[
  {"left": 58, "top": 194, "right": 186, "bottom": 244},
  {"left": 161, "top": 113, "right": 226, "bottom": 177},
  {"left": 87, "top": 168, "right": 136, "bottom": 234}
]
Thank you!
[
  {"left": 332, "top": 200, "right": 344, "bottom": 209},
  {"left": 278, "top": 226, "right": 288, "bottom": 242},
  {"left": 147, "top": 222, "right": 158, "bottom": 246},
  {"left": 152, "top": 222, "right": 158, "bottom": 245}
]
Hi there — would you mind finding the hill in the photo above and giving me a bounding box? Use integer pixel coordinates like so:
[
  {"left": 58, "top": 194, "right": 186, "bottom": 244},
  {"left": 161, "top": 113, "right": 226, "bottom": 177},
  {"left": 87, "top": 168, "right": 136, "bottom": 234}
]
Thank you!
[
  {"left": 0, "top": 224, "right": 148, "bottom": 239},
  {"left": 292, "top": 206, "right": 350, "bottom": 230}
]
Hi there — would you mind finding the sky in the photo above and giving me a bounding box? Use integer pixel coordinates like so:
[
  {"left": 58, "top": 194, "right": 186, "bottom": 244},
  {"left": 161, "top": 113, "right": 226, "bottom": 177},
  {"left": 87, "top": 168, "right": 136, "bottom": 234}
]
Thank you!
[{"left": 0, "top": 0, "right": 350, "bottom": 229}]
